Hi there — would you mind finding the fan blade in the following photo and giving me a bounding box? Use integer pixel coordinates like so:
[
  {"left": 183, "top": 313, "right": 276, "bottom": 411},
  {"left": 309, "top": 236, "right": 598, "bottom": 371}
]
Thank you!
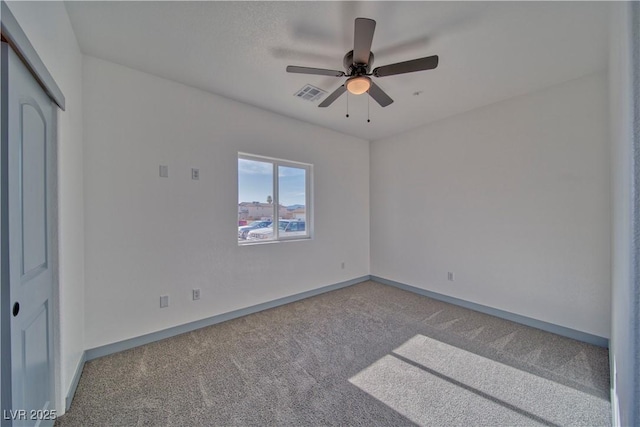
[
  {"left": 368, "top": 81, "right": 393, "bottom": 107},
  {"left": 318, "top": 85, "right": 346, "bottom": 108},
  {"left": 353, "top": 18, "right": 376, "bottom": 65},
  {"left": 373, "top": 55, "right": 439, "bottom": 77},
  {"left": 286, "top": 66, "right": 345, "bottom": 77}
]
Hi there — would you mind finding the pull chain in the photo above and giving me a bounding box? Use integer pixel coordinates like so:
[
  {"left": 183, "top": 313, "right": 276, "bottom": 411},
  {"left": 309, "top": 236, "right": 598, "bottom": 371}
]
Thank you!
[
  {"left": 367, "top": 91, "right": 371, "bottom": 123},
  {"left": 346, "top": 90, "right": 349, "bottom": 118}
]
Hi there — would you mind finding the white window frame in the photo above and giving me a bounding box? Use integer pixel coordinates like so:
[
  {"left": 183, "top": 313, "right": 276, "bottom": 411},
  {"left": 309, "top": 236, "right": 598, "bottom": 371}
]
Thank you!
[{"left": 238, "top": 153, "right": 312, "bottom": 244}]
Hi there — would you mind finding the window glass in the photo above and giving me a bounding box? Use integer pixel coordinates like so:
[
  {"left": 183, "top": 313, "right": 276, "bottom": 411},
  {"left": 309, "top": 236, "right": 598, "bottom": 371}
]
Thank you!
[{"left": 238, "top": 154, "right": 311, "bottom": 244}]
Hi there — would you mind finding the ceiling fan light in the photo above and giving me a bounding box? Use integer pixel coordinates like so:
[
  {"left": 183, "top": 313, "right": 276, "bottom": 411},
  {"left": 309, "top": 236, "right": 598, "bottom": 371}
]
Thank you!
[{"left": 346, "top": 76, "right": 371, "bottom": 95}]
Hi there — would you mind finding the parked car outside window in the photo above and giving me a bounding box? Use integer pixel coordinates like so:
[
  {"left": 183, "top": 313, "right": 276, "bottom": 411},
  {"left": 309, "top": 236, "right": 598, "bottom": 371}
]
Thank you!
[
  {"left": 238, "top": 220, "right": 272, "bottom": 239},
  {"left": 246, "top": 220, "right": 306, "bottom": 241}
]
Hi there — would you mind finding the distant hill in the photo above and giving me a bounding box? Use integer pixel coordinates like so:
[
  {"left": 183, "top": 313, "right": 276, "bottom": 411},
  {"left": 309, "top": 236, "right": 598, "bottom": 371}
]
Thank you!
[{"left": 286, "top": 204, "right": 305, "bottom": 211}]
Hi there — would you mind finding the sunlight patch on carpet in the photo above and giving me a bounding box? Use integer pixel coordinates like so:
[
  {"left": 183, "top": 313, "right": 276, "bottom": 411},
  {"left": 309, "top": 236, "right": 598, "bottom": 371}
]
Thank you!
[{"left": 349, "top": 335, "right": 609, "bottom": 426}]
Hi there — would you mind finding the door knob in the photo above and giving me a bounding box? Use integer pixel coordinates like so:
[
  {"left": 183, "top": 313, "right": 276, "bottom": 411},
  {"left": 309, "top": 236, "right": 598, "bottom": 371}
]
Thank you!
[{"left": 12, "top": 302, "right": 19, "bottom": 317}]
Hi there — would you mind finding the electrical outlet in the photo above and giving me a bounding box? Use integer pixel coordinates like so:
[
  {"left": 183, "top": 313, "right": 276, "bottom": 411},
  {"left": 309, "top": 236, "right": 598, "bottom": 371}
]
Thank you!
[
  {"left": 159, "top": 165, "right": 169, "bottom": 178},
  {"left": 448, "top": 272, "right": 455, "bottom": 281},
  {"left": 192, "top": 289, "right": 201, "bottom": 300},
  {"left": 341, "top": 262, "right": 345, "bottom": 269},
  {"left": 160, "top": 295, "right": 169, "bottom": 308},
  {"left": 192, "top": 168, "right": 199, "bottom": 180}
]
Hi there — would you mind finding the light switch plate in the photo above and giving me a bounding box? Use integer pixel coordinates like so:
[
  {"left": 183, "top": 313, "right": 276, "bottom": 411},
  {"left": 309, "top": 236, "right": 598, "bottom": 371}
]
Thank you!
[
  {"left": 159, "top": 165, "right": 169, "bottom": 178},
  {"left": 160, "top": 295, "right": 169, "bottom": 308}
]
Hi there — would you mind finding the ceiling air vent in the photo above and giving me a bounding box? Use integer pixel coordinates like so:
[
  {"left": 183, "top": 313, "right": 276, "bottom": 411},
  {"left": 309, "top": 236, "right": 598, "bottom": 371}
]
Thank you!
[{"left": 294, "top": 84, "right": 327, "bottom": 102}]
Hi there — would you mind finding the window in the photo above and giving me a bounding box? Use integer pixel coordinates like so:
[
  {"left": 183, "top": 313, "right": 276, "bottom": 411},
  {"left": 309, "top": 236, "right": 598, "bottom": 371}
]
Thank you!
[{"left": 238, "top": 153, "right": 311, "bottom": 243}]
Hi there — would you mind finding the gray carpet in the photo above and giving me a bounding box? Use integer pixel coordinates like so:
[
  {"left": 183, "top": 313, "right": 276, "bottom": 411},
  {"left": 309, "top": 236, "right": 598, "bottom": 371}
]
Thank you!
[{"left": 56, "top": 281, "right": 611, "bottom": 426}]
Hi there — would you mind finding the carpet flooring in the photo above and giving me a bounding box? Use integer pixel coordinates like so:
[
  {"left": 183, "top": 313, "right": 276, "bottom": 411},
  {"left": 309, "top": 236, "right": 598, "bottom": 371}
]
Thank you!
[{"left": 56, "top": 281, "right": 611, "bottom": 426}]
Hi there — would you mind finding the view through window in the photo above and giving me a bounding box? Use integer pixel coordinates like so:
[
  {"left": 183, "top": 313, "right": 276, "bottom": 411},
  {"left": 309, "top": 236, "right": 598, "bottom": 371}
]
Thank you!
[{"left": 238, "top": 153, "right": 311, "bottom": 243}]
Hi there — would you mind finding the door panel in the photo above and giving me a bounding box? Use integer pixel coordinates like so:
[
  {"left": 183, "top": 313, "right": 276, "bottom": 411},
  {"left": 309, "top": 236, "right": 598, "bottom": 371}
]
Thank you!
[
  {"left": 2, "top": 41, "right": 55, "bottom": 427},
  {"left": 21, "top": 103, "right": 47, "bottom": 276},
  {"left": 22, "top": 303, "right": 49, "bottom": 416}
]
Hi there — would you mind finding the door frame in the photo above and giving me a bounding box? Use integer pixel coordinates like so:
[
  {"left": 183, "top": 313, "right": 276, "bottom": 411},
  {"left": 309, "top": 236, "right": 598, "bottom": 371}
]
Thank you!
[{"left": 1, "top": 2, "right": 64, "bottom": 425}]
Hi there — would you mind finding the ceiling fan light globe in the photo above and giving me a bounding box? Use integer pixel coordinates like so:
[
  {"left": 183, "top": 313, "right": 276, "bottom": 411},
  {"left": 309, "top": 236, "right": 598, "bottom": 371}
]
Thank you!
[{"left": 346, "top": 76, "right": 371, "bottom": 95}]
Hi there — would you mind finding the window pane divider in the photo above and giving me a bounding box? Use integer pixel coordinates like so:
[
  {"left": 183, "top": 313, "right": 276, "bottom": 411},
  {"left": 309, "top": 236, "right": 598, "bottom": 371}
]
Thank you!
[{"left": 272, "top": 161, "right": 279, "bottom": 241}]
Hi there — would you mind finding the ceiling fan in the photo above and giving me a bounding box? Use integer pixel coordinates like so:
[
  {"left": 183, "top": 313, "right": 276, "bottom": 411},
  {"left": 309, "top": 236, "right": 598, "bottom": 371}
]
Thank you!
[{"left": 286, "top": 18, "right": 439, "bottom": 108}]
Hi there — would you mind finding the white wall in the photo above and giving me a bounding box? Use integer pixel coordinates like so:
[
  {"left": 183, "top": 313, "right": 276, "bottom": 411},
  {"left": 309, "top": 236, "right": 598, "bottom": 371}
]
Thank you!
[
  {"left": 371, "top": 72, "right": 611, "bottom": 338},
  {"left": 609, "top": 2, "right": 637, "bottom": 425},
  {"left": 82, "top": 56, "right": 370, "bottom": 349},
  {"left": 6, "top": 0, "right": 85, "bottom": 414}
]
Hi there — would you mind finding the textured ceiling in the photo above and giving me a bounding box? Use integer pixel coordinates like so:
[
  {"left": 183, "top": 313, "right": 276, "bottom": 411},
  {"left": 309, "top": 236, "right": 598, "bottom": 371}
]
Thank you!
[{"left": 65, "top": 1, "right": 610, "bottom": 141}]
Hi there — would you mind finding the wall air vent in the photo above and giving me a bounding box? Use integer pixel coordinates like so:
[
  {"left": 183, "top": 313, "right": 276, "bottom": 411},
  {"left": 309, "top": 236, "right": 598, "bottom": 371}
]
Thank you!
[{"left": 294, "top": 84, "right": 327, "bottom": 102}]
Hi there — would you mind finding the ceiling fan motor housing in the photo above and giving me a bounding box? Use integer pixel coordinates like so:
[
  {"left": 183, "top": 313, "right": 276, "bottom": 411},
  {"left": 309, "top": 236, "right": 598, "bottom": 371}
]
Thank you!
[{"left": 344, "top": 50, "right": 374, "bottom": 76}]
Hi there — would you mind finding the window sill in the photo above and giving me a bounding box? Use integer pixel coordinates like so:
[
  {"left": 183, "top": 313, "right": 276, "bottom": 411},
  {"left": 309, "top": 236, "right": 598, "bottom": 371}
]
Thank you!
[{"left": 238, "top": 237, "right": 312, "bottom": 246}]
